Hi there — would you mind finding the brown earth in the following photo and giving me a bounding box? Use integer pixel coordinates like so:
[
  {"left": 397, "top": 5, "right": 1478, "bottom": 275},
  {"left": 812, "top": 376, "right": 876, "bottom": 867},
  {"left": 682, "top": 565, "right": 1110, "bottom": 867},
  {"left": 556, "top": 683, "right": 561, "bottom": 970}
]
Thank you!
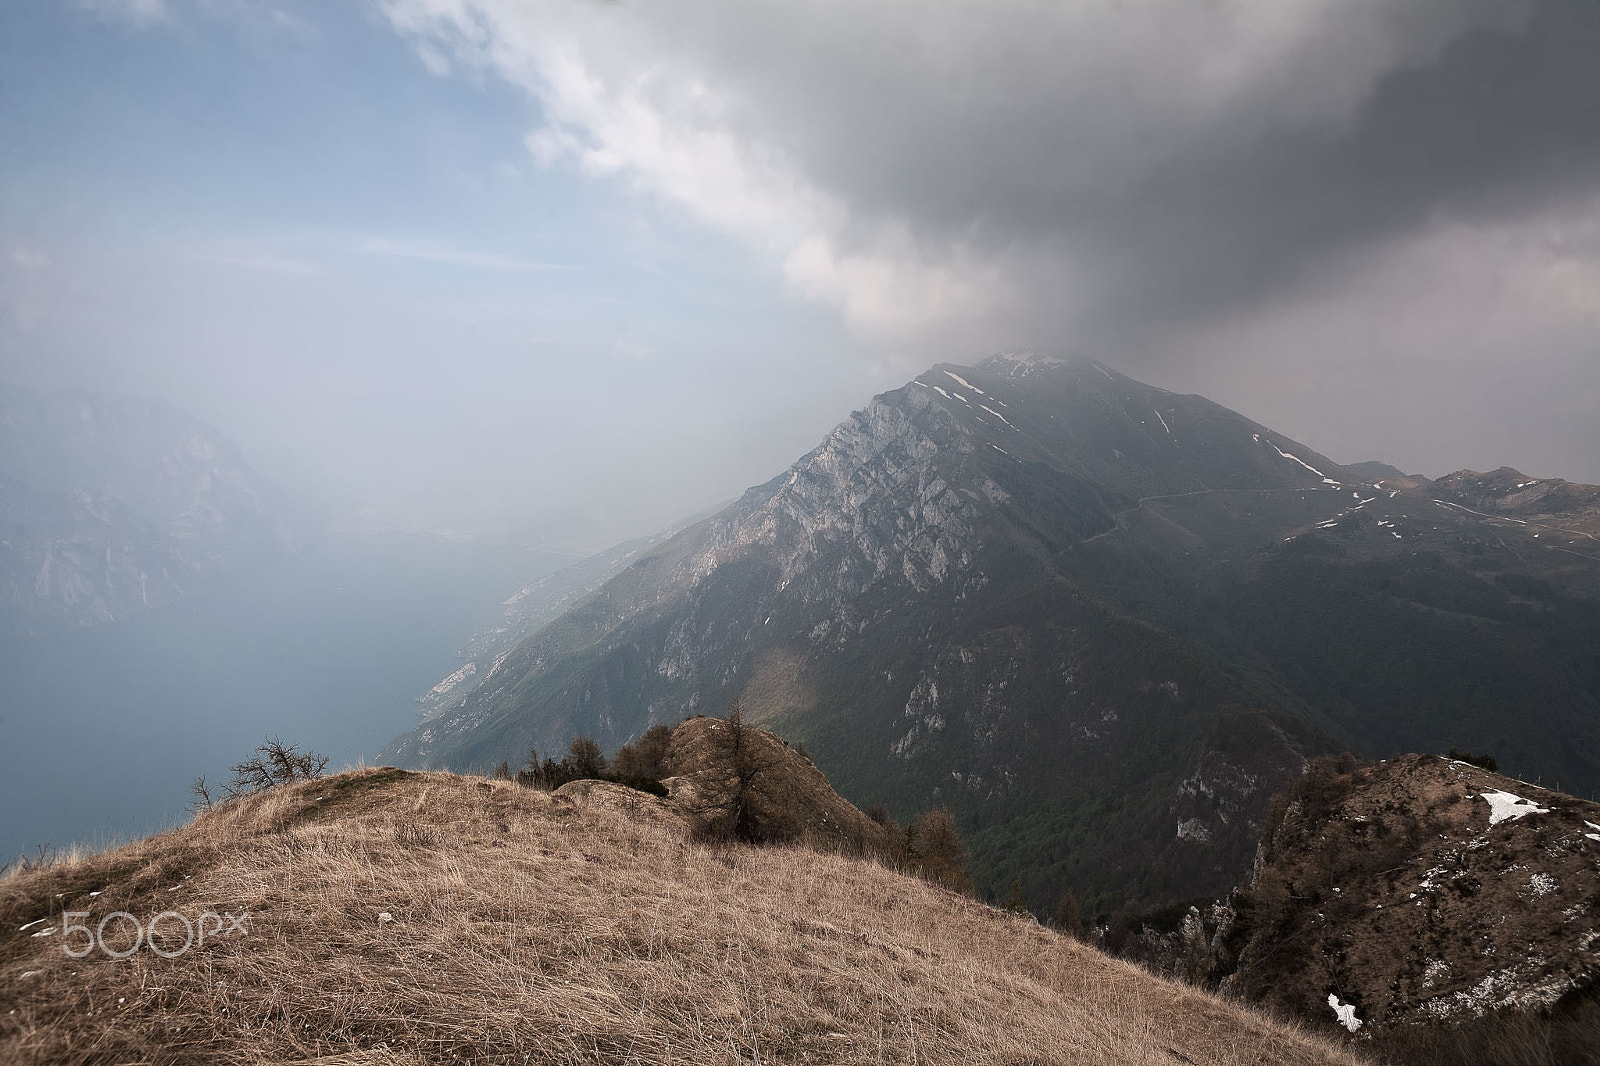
[{"left": 1223, "top": 753, "right": 1600, "bottom": 1038}]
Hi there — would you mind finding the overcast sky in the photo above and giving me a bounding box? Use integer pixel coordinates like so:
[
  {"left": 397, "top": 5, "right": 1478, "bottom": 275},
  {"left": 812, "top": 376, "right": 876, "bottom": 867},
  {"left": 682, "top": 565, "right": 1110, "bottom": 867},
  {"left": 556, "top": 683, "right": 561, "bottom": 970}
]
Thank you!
[{"left": 3, "top": 0, "right": 1597, "bottom": 547}]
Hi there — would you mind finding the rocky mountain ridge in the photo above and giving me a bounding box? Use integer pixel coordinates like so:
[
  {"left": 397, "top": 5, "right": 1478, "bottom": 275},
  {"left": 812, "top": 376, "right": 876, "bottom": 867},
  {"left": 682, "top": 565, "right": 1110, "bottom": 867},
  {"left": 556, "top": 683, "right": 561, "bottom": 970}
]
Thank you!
[
  {"left": 383, "top": 354, "right": 1366, "bottom": 911},
  {"left": 382, "top": 353, "right": 1600, "bottom": 915}
]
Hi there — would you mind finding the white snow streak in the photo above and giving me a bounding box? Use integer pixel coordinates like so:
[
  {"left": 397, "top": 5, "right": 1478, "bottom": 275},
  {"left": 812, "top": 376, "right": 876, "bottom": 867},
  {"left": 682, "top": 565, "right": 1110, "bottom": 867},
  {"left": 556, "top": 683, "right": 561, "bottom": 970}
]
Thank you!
[
  {"left": 943, "top": 370, "right": 984, "bottom": 395},
  {"left": 1265, "top": 439, "right": 1340, "bottom": 485},
  {"left": 1273, "top": 438, "right": 1324, "bottom": 473},
  {"left": 980, "top": 404, "right": 1017, "bottom": 429}
]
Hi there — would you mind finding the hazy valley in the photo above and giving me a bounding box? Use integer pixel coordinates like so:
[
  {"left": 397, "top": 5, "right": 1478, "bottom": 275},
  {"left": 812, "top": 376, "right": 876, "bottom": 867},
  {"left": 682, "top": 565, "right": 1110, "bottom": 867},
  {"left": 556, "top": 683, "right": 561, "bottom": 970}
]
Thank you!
[
  {"left": 6, "top": 353, "right": 1600, "bottom": 1062},
  {"left": 0, "top": 386, "right": 578, "bottom": 859}
]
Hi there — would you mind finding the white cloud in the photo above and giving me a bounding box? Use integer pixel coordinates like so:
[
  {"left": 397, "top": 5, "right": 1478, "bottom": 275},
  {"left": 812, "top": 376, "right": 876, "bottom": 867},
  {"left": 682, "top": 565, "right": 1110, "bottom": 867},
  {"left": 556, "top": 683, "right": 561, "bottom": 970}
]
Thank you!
[
  {"left": 78, "top": 0, "right": 170, "bottom": 27},
  {"left": 377, "top": 0, "right": 1521, "bottom": 354},
  {"left": 1186, "top": 202, "right": 1600, "bottom": 371},
  {"left": 9, "top": 247, "right": 52, "bottom": 271},
  {"left": 379, "top": 0, "right": 1019, "bottom": 345},
  {"left": 782, "top": 231, "right": 1015, "bottom": 345},
  {"left": 356, "top": 236, "right": 565, "bottom": 272}
]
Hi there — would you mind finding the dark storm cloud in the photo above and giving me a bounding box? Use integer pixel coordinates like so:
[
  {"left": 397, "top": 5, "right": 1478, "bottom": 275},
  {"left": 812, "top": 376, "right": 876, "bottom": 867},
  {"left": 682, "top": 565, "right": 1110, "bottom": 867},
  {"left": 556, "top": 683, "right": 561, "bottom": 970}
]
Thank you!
[
  {"left": 675, "top": 0, "right": 1600, "bottom": 329},
  {"left": 386, "top": 0, "right": 1600, "bottom": 481},
  {"left": 457, "top": 0, "right": 1600, "bottom": 336},
  {"left": 1086, "top": 0, "right": 1600, "bottom": 322}
]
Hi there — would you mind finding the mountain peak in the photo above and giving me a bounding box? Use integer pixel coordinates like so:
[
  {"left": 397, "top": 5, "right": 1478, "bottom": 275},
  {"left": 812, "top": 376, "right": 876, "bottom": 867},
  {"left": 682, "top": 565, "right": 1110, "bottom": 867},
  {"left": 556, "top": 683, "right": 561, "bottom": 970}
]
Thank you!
[
  {"left": 381, "top": 357, "right": 1381, "bottom": 908},
  {"left": 971, "top": 350, "right": 1119, "bottom": 381}
]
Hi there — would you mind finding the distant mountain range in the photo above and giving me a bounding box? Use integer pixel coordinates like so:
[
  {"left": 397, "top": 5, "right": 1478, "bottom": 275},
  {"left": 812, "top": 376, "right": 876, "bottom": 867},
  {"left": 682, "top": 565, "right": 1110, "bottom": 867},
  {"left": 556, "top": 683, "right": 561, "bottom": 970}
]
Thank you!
[
  {"left": 383, "top": 353, "right": 1600, "bottom": 914},
  {"left": 0, "top": 386, "right": 300, "bottom": 635}
]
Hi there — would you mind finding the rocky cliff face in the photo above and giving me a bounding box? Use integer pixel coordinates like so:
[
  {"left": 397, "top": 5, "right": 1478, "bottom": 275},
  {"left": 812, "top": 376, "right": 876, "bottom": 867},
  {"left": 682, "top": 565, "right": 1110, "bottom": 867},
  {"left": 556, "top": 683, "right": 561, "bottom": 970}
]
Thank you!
[
  {"left": 383, "top": 354, "right": 1360, "bottom": 911},
  {"left": 0, "top": 386, "right": 299, "bottom": 634}
]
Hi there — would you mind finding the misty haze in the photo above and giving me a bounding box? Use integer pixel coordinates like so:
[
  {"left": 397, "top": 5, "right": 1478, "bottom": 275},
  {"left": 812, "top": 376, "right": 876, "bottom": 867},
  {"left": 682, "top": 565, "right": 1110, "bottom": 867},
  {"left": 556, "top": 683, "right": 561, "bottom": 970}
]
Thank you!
[{"left": 3, "top": 2, "right": 1599, "bottom": 1063}]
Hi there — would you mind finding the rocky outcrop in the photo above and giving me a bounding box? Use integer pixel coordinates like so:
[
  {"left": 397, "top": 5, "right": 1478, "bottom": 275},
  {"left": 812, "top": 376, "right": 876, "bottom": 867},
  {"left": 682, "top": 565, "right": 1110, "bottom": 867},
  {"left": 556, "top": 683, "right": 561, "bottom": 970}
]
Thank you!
[{"left": 1219, "top": 754, "right": 1600, "bottom": 1036}]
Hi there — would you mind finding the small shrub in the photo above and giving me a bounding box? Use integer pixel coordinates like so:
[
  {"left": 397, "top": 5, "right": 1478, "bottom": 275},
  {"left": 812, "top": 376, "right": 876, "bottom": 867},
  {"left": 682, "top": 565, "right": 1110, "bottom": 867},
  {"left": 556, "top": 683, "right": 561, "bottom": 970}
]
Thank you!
[
  {"left": 912, "top": 809, "right": 972, "bottom": 894},
  {"left": 1052, "top": 890, "right": 1083, "bottom": 938},
  {"left": 567, "top": 736, "right": 607, "bottom": 779},
  {"left": 681, "top": 702, "right": 798, "bottom": 845},
  {"left": 514, "top": 738, "right": 669, "bottom": 796},
  {"left": 515, "top": 747, "right": 544, "bottom": 788},
  {"left": 1101, "top": 909, "right": 1136, "bottom": 955},
  {"left": 1446, "top": 747, "right": 1498, "bottom": 773},
  {"left": 613, "top": 724, "right": 674, "bottom": 780},
  {"left": 998, "top": 878, "right": 1033, "bottom": 915},
  {"left": 189, "top": 775, "right": 216, "bottom": 813},
  {"left": 11, "top": 843, "right": 54, "bottom": 874},
  {"left": 610, "top": 775, "right": 669, "bottom": 797}
]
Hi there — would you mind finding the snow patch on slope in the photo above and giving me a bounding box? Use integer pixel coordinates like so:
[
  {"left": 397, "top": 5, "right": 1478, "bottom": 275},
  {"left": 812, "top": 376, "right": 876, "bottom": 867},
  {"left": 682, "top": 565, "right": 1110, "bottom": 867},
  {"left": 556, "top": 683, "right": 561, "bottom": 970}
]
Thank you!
[
  {"left": 942, "top": 370, "right": 985, "bottom": 395},
  {"left": 979, "top": 404, "right": 1017, "bottom": 429},
  {"left": 1268, "top": 441, "right": 1339, "bottom": 484},
  {"left": 1327, "top": 994, "right": 1362, "bottom": 1033},
  {"left": 1478, "top": 790, "right": 1550, "bottom": 826}
]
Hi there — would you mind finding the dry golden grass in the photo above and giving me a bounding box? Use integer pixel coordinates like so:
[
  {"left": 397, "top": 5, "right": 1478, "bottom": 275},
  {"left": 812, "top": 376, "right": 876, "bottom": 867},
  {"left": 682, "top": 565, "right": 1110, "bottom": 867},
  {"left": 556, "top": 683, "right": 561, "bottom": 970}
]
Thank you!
[{"left": 2, "top": 768, "right": 1366, "bottom": 1065}]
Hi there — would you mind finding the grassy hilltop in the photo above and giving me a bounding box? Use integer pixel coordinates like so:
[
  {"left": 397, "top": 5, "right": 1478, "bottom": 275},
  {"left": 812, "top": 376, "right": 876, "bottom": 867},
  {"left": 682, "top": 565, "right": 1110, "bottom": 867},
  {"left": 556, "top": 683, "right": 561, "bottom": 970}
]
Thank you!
[{"left": 0, "top": 743, "right": 1360, "bottom": 1065}]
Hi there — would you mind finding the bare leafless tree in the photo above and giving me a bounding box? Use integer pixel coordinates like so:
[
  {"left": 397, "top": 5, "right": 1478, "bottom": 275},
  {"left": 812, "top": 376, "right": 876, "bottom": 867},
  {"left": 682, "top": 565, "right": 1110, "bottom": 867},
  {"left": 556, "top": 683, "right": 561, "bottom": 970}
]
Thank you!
[
  {"left": 189, "top": 775, "right": 216, "bottom": 813},
  {"left": 225, "top": 736, "right": 330, "bottom": 797},
  {"left": 683, "top": 702, "right": 793, "bottom": 844}
]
